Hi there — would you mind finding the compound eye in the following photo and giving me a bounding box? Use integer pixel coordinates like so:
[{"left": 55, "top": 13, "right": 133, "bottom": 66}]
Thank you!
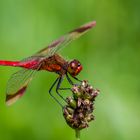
[
  {"left": 78, "top": 63, "right": 81, "bottom": 67},
  {"left": 68, "top": 60, "right": 82, "bottom": 77},
  {"left": 70, "top": 62, "right": 76, "bottom": 69}
]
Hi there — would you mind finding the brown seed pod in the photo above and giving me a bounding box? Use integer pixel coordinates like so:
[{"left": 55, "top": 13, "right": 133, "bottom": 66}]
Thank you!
[{"left": 63, "top": 80, "right": 100, "bottom": 130}]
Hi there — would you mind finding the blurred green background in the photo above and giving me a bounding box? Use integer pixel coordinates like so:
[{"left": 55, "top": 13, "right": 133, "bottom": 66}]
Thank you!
[{"left": 0, "top": 0, "right": 140, "bottom": 140}]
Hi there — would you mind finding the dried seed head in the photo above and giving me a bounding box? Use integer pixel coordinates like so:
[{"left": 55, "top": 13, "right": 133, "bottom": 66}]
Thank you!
[
  {"left": 66, "top": 97, "right": 77, "bottom": 109},
  {"left": 63, "top": 80, "right": 100, "bottom": 130}
]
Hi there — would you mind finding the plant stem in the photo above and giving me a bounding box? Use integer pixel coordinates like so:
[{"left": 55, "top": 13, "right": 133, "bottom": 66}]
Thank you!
[{"left": 75, "top": 129, "right": 80, "bottom": 140}]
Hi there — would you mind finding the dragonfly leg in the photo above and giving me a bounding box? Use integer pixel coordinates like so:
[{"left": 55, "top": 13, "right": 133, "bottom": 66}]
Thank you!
[
  {"left": 49, "top": 77, "right": 63, "bottom": 107},
  {"left": 66, "top": 73, "right": 74, "bottom": 85},
  {"left": 59, "top": 87, "right": 71, "bottom": 90},
  {"left": 66, "top": 73, "right": 82, "bottom": 87},
  {"left": 71, "top": 76, "right": 82, "bottom": 82},
  {"left": 56, "top": 77, "right": 67, "bottom": 102}
]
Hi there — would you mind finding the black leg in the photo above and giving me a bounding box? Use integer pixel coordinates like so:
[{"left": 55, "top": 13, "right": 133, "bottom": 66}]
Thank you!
[
  {"left": 49, "top": 74, "right": 81, "bottom": 107},
  {"left": 66, "top": 73, "right": 74, "bottom": 85},
  {"left": 71, "top": 76, "right": 82, "bottom": 82},
  {"left": 56, "top": 77, "right": 67, "bottom": 102},
  {"left": 66, "top": 73, "right": 82, "bottom": 86},
  {"left": 49, "top": 77, "right": 63, "bottom": 107},
  {"left": 59, "top": 87, "right": 71, "bottom": 90}
]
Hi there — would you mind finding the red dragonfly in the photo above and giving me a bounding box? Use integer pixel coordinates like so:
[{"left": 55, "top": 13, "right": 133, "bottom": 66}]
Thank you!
[{"left": 0, "top": 21, "right": 96, "bottom": 106}]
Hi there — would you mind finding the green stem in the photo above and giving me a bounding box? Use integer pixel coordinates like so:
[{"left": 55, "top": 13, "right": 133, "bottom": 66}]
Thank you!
[{"left": 75, "top": 129, "right": 80, "bottom": 140}]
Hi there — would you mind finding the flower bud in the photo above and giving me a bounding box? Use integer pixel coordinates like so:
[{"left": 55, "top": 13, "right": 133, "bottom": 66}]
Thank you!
[
  {"left": 86, "top": 114, "right": 94, "bottom": 122},
  {"left": 66, "top": 97, "right": 77, "bottom": 109},
  {"left": 63, "top": 80, "right": 100, "bottom": 130},
  {"left": 79, "top": 123, "right": 88, "bottom": 129},
  {"left": 72, "top": 86, "right": 82, "bottom": 99}
]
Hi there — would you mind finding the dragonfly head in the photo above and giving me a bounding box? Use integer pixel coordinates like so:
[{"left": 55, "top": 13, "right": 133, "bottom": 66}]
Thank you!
[{"left": 67, "top": 59, "right": 82, "bottom": 77}]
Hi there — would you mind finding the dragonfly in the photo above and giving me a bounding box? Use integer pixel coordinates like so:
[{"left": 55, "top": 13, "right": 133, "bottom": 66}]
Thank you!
[{"left": 0, "top": 21, "right": 96, "bottom": 106}]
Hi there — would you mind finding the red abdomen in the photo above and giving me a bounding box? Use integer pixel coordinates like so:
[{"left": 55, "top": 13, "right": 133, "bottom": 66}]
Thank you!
[{"left": 0, "top": 60, "right": 20, "bottom": 66}]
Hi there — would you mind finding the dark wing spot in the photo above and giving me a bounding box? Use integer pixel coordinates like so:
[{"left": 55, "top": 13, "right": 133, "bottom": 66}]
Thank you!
[
  {"left": 71, "top": 21, "right": 96, "bottom": 33},
  {"left": 6, "top": 86, "right": 27, "bottom": 106},
  {"left": 48, "top": 37, "right": 65, "bottom": 48}
]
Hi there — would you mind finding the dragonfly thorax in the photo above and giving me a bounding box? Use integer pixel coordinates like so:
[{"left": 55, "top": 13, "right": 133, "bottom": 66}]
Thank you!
[{"left": 67, "top": 59, "right": 82, "bottom": 77}]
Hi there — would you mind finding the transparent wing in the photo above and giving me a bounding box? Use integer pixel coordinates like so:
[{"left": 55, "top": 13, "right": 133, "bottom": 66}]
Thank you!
[
  {"left": 34, "top": 21, "right": 96, "bottom": 58},
  {"left": 6, "top": 68, "right": 37, "bottom": 106}
]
